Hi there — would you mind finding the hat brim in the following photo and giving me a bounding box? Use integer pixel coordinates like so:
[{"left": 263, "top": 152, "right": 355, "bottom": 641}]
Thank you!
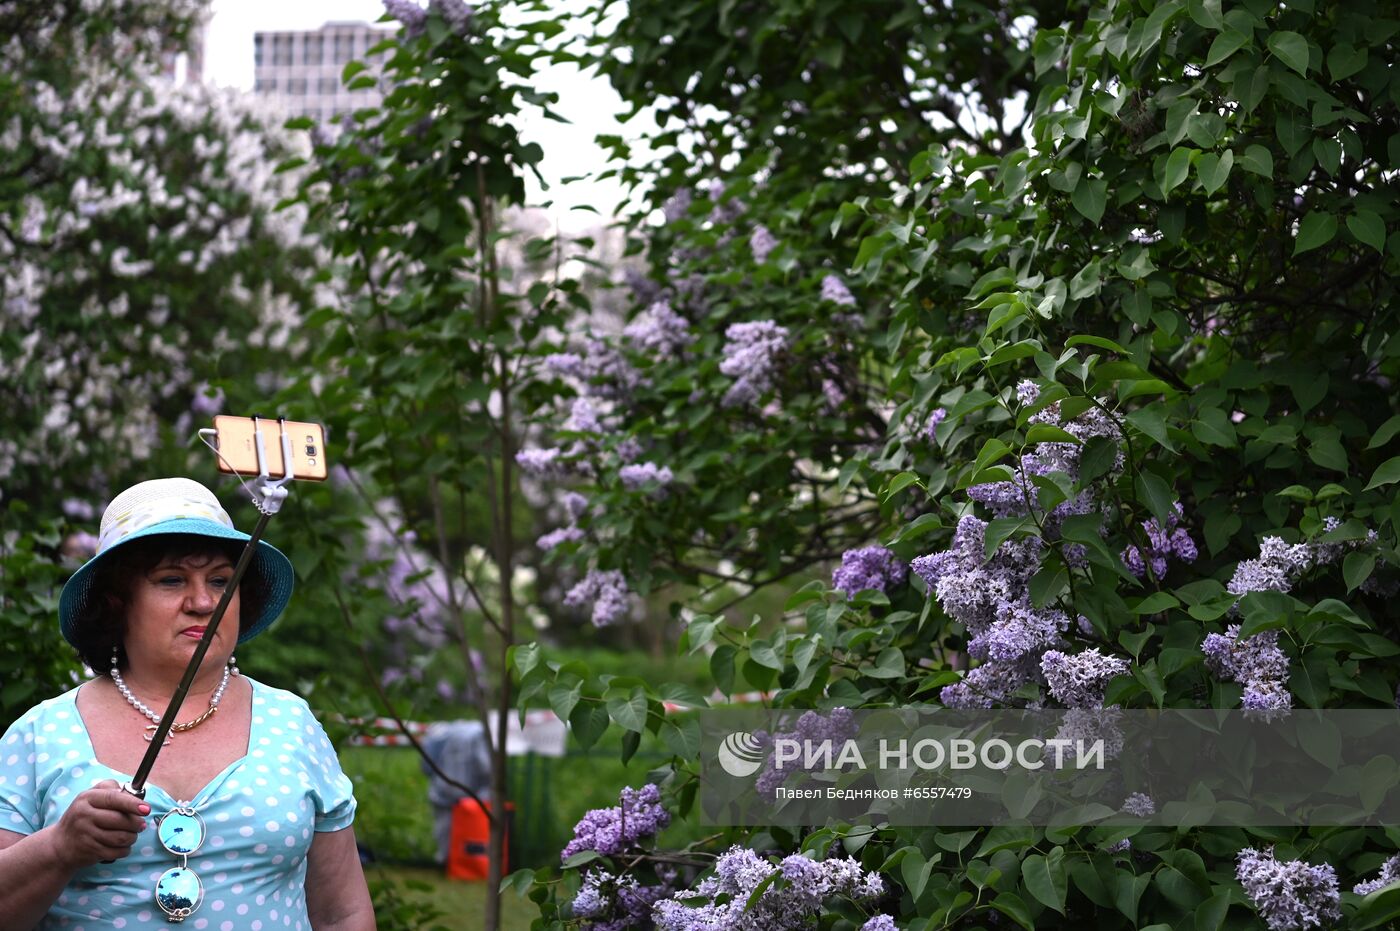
[{"left": 58, "top": 518, "right": 295, "bottom": 648}]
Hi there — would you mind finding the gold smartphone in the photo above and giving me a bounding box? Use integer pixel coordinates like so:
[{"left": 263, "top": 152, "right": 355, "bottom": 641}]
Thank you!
[{"left": 213, "top": 415, "right": 329, "bottom": 481}]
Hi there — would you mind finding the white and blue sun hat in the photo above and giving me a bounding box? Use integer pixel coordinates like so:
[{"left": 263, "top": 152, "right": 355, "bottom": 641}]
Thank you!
[{"left": 58, "top": 477, "right": 295, "bottom": 647}]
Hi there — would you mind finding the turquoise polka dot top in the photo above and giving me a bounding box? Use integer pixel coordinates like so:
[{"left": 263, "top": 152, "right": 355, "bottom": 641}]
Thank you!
[{"left": 0, "top": 677, "right": 357, "bottom": 930}]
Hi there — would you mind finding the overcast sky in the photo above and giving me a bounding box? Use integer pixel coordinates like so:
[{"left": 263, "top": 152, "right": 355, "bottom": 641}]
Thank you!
[{"left": 203, "top": 0, "right": 647, "bottom": 228}]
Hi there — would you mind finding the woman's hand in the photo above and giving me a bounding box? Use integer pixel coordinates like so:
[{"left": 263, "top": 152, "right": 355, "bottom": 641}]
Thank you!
[{"left": 51, "top": 779, "right": 150, "bottom": 869}]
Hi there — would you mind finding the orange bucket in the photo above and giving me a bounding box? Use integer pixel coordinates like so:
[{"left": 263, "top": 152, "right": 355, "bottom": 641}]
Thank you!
[{"left": 446, "top": 798, "right": 513, "bottom": 880}]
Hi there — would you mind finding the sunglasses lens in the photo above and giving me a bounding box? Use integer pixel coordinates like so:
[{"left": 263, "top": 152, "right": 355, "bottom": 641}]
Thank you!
[
  {"left": 158, "top": 809, "right": 205, "bottom": 856},
  {"left": 155, "top": 865, "right": 203, "bottom": 918}
]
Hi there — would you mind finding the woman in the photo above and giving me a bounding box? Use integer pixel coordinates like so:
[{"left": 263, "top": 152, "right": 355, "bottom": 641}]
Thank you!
[{"left": 0, "top": 477, "right": 375, "bottom": 929}]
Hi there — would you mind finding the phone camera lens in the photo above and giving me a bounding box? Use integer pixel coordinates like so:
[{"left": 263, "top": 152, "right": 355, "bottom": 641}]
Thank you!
[{"left": 306, "top": 445, "right": 317, "bottom": 456}]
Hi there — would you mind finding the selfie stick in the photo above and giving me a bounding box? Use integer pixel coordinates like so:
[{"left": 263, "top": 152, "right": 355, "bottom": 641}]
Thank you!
[{"left": 122, "top": 420, "right": 295, "bottom": 799}]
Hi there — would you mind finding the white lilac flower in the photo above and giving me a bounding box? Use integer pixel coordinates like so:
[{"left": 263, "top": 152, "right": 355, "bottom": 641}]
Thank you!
[
  {"left": 1235, "top": 847, "right": 1341, "bottom": 931},
  {"left": 1121, "top": 792, "right": 1155, "bottom": 817}
]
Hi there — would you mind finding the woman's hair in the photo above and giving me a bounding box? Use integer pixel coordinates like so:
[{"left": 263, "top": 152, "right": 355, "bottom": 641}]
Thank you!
[{"left": 69, "top": 534, "right": 271, "bottom": 672}]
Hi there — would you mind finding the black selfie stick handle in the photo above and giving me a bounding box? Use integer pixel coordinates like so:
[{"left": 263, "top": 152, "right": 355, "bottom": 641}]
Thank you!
[{"left": 122, "top": 512, "right": 272, "bottom": 799}]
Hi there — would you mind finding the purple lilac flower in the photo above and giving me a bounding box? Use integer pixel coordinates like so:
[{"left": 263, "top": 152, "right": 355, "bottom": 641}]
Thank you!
[
  {"left": 820, "top": 274, "right": 856, "bottom": 306},
  {"left": 1040, "top": 648, "right": 1130, "bottom": 708},
  {"left": 1051, "top": 707, "right": 1125, "bottom": 765},
  {"left": 615, "top": 437, "right": 642, "bottom": 463},
  {"left": 661, "top": 187, "right": 693, "bottom": 223},
  {"left": 624, "top": 300, "right": 694, "bottom": 357},
  {"left": 912, "top": 515, "right": 1069, "bottom": 670},
  {"left": 190, "top": 381, "right": 225, "bottom": 416},
  {"left": 1015, "top": 380, "right": 1039, "bottom": 406},
  {"left": 561, "top": 784, "right": 670, "bottom": 861},
  {"left": 831, "top": 546, "right": 908, "bottom": 598},
  {"left": 565, "top": 397, "right": 606, "bottom": 435},
  {"left": 821, "top": 378, "right": 846, "bottom": 410},
  {"left": 707, "top": 179, "right": 745, "bottom": 224},
  {"left": 652, "top": 845, "right": 884, "bottom": 931},
  {"left": 1108, "top": 838, "right": 1132, "bottom": 854},
  {"left": 922, "top": 408, "right": 947, "bottom": 442},
  {"left": 861, "top": 917, "right": 897, "bottom": 931},
  {"left": 940, "top": 658, "right": 1039, "bottom": 709},
  {"left": 429, "top": 0, "right": 473, "bottom": 35},
  {"left": 754, "top": 708, "right": 857, "bottom": 794},
  {"left": 563, "top": 491, "right": 589, "bottom": 521},
  {"left": 61, "top": 498, "right": 96, "bottom": 520},
  {"left": 1122, "top": 502, "right": 1198, "bottom": 578},
  {"left": 1235, "top": 847, "right": 1341, "bottom": 931},
  {"left": 564, "top": 569, "right": 631, "bottom": 626},
  {"left": 573, "top": 867, "right": 676, "bottom": 931},
  {"left": 1354, "top": 854, "right": 1400, "bottom": 895},
  {"left": 546, "top": 342, "right": 644, "bottom": 400},
  {"left": 623, "top": 268, "right": 666, "bottom": 306},
  {"left": 516, "top": 447, "right": 563, "bottom": 476},
  {"left": 538, "top": 526, "right": 584, "bottom": 551},
  {"left": 1241, "top": 679, "right": 1294, "bottom": 721},
  {"left": 619, "top": 461, "right": 673, "bottom": 492},
  {"left": 383, "top": 0, "right": 427, "bottom": 36},
  {"left": 1228, "top": 536, "right": 1313, "bottom": 596},
  {"left": 544, "top": 352, "right": 586, "bottom": 379},
  {"left": 1202, "top": 623, "right": 1292, "bottom": 719},
  {"left": 1121, "top": 792, "right": 1155, "bottom": 817},
  {"left": 750, "top": 225, "right": 778, "bottom": 264},
  {"left": 719, "top": 321, "right": 789, "bottom": 408}
]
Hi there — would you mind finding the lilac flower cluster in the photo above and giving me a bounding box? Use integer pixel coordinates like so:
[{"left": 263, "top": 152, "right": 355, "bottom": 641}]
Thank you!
[
  {"left": 1202, "top": 623, "right": 1292, "bottom": 720},
  {"left": 707, "top": 180, "right": 744, "bottom": 225},
  {"left": 719, "top": 321, "right": 789, "bottom": 408},
  {"left": 1235, "top": 847, "right": 1341, "bottom": 931},
  {"left": 516, "top": 447, "right": 563, "bottom": 477},
  {"left": 831, "top": 546, "right": 908, "bottom": 599},
  {"left": 619, "top": 461, "right": 673, "bottom": 493},
  {"left": 564, "top": 569, "right": 631, "bottom": 626},
  {"left": 1040, "top": 648, "right": 1129, "bottom": 708},
  {"left": 624, "top": 300, "right": 695, "bottom": 358},
  {"left": 190, "top": 381, "right": 224, "bottom": 416},
  {"left": 1354, "top": 854, "right": 1400, "bottom": 895},
  {"left": 651, "top": 846, "right": 889, "bottom": 931},
  {"left": 430, "top": 0, "right": 474, "bottom": 35},
  {"left": 383, "top": 0, "right": 427, "bottom": 36},
  {"left": 565, "top": 397, "right": 607, "bottom": 435},
  {"left": 820, "top": 274, "right": 856, "bottom": 307},
  {"left": 912, "top": 515, "right": 1070, "bottom": 707},
  {"left": 561, "top": 784, "right": 670, "bottom": 861},
  {"left": 965, "top": 399, "right": 1121, "bottom": 541},
  {"left": 661, "top": 187, "right": 693, "bottom": 223},
  {"left": 750, "top": 225, "right": 778, "bottom": 264},
  {"left": 922, "top": 408, "right": 947, "bottom": 442},
  {"left": 1015, "top": 380, "right": 1039, "bottom": 406},
  {"left": 1228, "top": 536, "right": 1316, "bottom": 597},
  {"left": 755, "top": 708, "right": 857, "bottom": 794},
  {"left": 1122, "top": 502, "right": 1198, "bottom": 578},
  {"left": 572, "top": 867, "right": 677, "bottom": 931},
  {"left": 544, "top": 338, "right": 644, "bottom": 400},
  {"left": 1121, "top": 792, "right": 1155, "bottom": 817},
  {"left": 538, "top": 526, "right": 584, "bottom": 552}
]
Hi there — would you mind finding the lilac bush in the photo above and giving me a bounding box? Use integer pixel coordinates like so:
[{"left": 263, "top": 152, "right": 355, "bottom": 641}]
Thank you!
[{"left": 564, "top": 569, "right": 632, "bottom": 627}]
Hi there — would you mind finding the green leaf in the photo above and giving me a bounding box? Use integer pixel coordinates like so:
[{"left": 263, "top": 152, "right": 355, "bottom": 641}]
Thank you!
[
  {"left": 1127, "top": 407, "right": 1174, "bottom": 451},
  {"left": 661, "top": 716, "right": 702, "bottom": 758},
  {"left": 1135, "top": 472, "right": 1177, "bottom": 526},
  {"left": 1187, "top": 0, "right": 1223, "bottom": 29},
  {"left": 1327, "top": 43, "right": 1368, "bottom": 82},
  {"left": 1364, "top": 456, "right": 1400, "bottom": 491},
  {"left": 569, "top": 702, "right": 610, "bottom": 750},
  {"left": 1026, "top": 423, "right": 1080, "bottom": 445},
  {"left": 1294, "top": 211, "right": 1338, "bottom": 255},
  {"left": 548, "top": 681, "right": 582, "bottom": 720},
  {"left": 1344, "top": 551, "right": 1377, "bottom": 592},
  {"left": 1368, "top": 415, "right": 1400, "bottom": 450},
  {"left": 1267, "top": 31, "right": 1311, "bottom": 75},
  {"left": 883, "top": 471, "right": 924, "bottom": 500},
  {"left": 1194, "top": 890, "right": 1231, "bottom": 931},
  {"left": 1353, "top": 882, "right": 1400, "bottom": 930},
  {"left": 1205, "top": 30, "right": 1250, "bottom": 67},
  {"left": 1072, "top": 178, "right": 1108, "bottom": 225},
  {"left": 990, "top": 892, "right": 1036, "bottom": 930},
  {"left": 1238, "top": 144, "right": 1274, "bottom": 177},
  {"left": 1196, "top": 149, "right": 1234, "bottom": 195},
  {"left": 606, "top": 687, "right": 649, "bottom": 733},
  {"left": 1159, "top": 147, "right": 1197, "bottom": 196},
  {"left": 1347, "top": 210, "right": 1387, "bottom": 253},
  {"left": 1022, "top": 851, "right": 1068, "bottom": 914}
]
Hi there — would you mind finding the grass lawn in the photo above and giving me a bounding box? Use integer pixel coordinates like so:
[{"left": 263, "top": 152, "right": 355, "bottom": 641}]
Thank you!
[{"left": 368, "top": 865, "right": 538, "bottom": 931}]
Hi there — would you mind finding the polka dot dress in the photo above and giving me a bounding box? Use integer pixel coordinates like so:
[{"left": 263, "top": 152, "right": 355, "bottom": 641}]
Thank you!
[{"left": 0, "top": 678, "right": 356, "bottom": 929}]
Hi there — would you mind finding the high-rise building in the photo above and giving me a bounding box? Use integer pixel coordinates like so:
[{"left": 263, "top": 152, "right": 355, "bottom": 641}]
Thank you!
[{"left": 252, "top": 21, "right": 390, "bottom": 124}]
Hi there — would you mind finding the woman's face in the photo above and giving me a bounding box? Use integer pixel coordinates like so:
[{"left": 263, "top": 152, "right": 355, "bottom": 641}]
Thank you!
[{"left": 122, "top": 551, "right": 241, "bottom": 677}]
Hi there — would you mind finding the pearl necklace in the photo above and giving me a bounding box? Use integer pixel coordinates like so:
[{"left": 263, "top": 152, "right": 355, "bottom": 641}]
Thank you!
[{"left": 110, "top": 658, "right": 236, "bottom": 745}]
